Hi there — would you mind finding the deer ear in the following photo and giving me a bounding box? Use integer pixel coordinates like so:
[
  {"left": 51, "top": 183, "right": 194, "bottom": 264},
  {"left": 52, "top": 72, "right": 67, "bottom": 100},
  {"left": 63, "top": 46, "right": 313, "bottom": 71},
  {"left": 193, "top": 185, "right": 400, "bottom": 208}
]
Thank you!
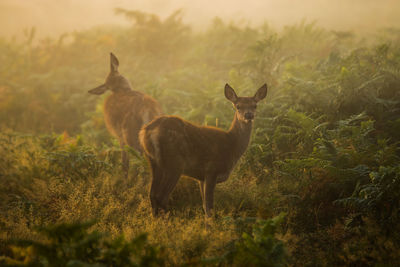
[
  {"left": 110, "top": 52, "right": 119, "bottom": 72},
  {"left": 254, "top": 84, "right": 267, "bottom": 102},
  {"left": 224, "top": 84, "right": 238, "bottom": 103},
  {"left": 88, "top": 84, "right": 108, "bottom": 95}
]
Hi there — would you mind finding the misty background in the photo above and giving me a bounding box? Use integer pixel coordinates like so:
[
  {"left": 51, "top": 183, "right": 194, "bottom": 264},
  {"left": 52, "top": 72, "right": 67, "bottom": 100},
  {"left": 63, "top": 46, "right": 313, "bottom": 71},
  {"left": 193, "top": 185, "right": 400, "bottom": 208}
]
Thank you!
[{"left": 1, "top": 0, "right": 400, "bottom": 38}]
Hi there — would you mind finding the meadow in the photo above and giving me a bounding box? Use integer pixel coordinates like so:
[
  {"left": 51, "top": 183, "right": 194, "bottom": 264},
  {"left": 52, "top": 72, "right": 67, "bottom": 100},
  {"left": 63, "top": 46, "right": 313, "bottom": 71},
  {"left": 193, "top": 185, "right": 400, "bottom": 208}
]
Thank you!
[{"left": 1, "top": 9, "right": 400, "bottom": 266}]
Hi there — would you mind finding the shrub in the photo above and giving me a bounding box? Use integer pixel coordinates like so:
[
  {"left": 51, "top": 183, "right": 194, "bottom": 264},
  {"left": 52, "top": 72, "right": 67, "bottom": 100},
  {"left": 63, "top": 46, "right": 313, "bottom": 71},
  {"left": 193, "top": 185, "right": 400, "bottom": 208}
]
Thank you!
[{"left": 0, "top": 221, "right": 165, "bottom": 267}]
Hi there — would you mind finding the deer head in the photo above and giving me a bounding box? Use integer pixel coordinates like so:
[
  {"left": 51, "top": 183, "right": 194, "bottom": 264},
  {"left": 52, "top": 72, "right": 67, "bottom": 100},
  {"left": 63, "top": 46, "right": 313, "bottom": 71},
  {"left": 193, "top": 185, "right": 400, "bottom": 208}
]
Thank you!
[
  {"left": 224, "top": 83, "right": 267, "bottom": 123},
  {"left": 88, "top": 53, "right": 132, "bottom": 95}
]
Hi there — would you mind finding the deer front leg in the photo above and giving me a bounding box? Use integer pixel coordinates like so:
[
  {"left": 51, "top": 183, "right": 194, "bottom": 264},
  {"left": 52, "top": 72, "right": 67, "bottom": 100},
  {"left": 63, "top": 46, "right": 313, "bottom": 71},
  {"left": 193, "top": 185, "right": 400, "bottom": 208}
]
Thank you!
[{"left": 203, "top": 176, "right": 217, "bottom": 217}]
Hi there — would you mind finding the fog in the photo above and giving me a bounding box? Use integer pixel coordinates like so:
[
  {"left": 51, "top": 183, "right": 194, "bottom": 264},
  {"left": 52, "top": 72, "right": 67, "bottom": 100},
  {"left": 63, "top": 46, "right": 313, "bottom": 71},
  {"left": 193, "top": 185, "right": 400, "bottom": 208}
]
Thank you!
[{"left": 1, "top": 0, "right": 400, "bottom": 38}]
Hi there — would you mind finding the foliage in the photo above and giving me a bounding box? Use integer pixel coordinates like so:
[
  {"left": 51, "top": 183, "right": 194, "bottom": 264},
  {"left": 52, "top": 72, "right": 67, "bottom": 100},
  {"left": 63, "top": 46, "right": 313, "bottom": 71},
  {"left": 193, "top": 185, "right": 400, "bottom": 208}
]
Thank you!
[
  {"left": 0, "top": 221, "right": 165, "bottom": 267},
  {"left": 337, "top": 166, "right": 400, "bottom": 231},
  {"left": 202, "top": 214, "right": 288, "bottom": 266},
  {"left": 230, "top": 213, "right": 288, "bottom": 267}
]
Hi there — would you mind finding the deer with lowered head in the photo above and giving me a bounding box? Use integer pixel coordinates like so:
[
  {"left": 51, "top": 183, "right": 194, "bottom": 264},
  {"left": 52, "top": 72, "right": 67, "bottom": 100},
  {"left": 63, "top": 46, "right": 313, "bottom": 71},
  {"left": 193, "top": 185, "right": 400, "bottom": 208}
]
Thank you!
[
  {"left": 139, "top": 83, "right": 267, "bottom": 217},
  {"left": 89, "top": 53, "right": 162, "bottom": 176}
]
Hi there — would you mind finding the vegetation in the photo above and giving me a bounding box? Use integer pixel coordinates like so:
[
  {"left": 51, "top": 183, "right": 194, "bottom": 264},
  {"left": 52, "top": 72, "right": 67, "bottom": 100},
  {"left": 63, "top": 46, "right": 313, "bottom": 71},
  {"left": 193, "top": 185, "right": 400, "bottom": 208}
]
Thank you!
[
  {"left": 1, "top": 9, "right": 400, "bottom": 266},
  {"left": 1, "top": 221, "right": 166, "bottom": 266}
]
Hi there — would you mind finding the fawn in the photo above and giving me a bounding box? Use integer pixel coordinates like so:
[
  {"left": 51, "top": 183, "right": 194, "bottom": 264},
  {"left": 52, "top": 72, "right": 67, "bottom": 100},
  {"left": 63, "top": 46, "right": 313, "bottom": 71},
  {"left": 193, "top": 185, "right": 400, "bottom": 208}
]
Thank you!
[
  {"left": 89, "top": 53, "right": 162, "bottom": 175},
  {"left": 139, "top": 83, "right": 267, "bottom": 217}
]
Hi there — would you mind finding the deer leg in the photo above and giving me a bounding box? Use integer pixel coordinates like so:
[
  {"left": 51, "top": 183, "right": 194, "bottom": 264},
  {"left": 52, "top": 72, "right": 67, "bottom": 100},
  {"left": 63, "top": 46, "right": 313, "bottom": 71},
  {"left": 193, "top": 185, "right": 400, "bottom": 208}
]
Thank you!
[
  {"left": 149, "top": 158, "right": 164, "bottom": 216},
  {"left": 157, "top": 168, "right": 182, "bottom": 214},
  {"left": 123, "top": 116, "right": 143, "bottom": 154},
  {"left": 124, "top": 129, "right": 143, "bottom": 154},
  {"left": 199, "top": 180, "right": 205, "bottom": 205},
  {"left": 203, "top": 176, "right": 217, "bottom": 217},
  {"left": 120, "top": 140, "right": 129, "bottom": 177},
  {"left": 124, "top": 134, "right": 142, "bottom": 181}
]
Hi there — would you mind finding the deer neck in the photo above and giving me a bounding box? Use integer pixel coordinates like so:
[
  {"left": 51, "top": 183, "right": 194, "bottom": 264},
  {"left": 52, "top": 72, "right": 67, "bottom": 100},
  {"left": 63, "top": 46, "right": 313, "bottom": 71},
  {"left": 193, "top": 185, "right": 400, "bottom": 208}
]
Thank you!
[{"left": 228, "top": 112, "right": 253, "bottom": 157}]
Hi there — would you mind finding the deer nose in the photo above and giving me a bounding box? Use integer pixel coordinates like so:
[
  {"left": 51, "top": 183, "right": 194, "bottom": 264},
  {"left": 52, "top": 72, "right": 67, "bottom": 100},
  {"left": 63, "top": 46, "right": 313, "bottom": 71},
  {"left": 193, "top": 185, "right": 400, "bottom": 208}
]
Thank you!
[{"left": 244, "top": 112, "right": 254, "bottom": 120}]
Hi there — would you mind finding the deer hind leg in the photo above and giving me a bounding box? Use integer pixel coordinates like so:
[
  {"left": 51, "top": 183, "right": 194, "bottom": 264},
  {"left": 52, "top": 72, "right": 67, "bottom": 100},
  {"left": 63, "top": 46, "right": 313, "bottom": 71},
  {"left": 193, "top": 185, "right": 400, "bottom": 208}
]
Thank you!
[
  {"left": 203, "top": 175, "right": 217, "bottom": 217},
  {"left": 199, "top": 180, "right": 205, "bottom": 205},
  {"left": 122, "top": 118, "right": 143, "bottom": 180},
  {"left": 126, "top": 130, "right": 143, "bottom": 154},
  {"left": 119, "top": 140, "right": 129, "bottom": 177},
  {"left": 159, "top": 169, "right": 182, "bottom": 213},
  {"left": 149, "top": 158, "right": 164, "bottom": 216},
  {"left": 123, "top": 115, "right": 143, "bottom": 154},
  {"left": 151, "top": 162, "right": 182, "bottom": 216}
]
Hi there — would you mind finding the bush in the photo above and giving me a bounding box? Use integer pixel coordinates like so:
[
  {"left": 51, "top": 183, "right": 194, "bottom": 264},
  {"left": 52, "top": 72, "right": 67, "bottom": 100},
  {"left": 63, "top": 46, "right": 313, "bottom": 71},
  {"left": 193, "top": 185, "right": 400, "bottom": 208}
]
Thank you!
[
  {"left": 0, "top": 221, "right": 165, "bottom": 267},
  {"left": 206, "top": 214, "right": 288, "bottom": 266}
]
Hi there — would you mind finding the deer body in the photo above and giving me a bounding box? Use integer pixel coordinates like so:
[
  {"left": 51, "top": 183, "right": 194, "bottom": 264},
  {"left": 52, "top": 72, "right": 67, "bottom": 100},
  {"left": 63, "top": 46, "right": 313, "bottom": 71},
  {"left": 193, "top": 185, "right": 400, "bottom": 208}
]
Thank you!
[
  {"left": 103, "top": 90, "right": 161, "bottom": 149},
  {"left": 140, "top": 84, "right": 267, "bottom": 216},
  {"left": 89, "top": 53, "right": 162, "bottom": 175}
]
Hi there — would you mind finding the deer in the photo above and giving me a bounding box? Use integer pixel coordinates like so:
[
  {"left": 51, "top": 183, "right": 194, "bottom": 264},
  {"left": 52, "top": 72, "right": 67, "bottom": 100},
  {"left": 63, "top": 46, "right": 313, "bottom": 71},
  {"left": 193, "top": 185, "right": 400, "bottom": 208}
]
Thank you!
[
  {"left": 139, "top": 83, "right": 267, "bottom": 217},
  {"left": 88, "top": 53, "right": 163, "bottom": 176}
]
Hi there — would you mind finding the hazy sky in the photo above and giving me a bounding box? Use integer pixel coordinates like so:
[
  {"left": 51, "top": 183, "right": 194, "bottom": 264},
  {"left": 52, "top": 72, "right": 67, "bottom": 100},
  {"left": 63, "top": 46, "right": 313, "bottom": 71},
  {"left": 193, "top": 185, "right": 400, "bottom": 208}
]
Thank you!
[{"left": 1, "top": 0, "right": 399, "bottom": 38}]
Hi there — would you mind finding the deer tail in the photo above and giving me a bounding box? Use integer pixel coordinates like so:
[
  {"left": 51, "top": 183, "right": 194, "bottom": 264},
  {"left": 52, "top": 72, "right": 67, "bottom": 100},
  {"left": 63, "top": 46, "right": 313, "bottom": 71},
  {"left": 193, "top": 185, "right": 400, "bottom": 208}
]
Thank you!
[{"left": 139, "top": 121, "right": 160, "bottom": 161}]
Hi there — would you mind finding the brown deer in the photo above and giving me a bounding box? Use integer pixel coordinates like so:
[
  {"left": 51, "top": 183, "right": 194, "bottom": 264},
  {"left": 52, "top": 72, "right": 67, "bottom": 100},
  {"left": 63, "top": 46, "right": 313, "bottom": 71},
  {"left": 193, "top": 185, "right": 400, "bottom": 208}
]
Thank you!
[
  {"left": 88, "top": 53, "right": 162, "bottom": 175},
  {"left": 139, "top": 83, "right": 267, "bottom": 217}
]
